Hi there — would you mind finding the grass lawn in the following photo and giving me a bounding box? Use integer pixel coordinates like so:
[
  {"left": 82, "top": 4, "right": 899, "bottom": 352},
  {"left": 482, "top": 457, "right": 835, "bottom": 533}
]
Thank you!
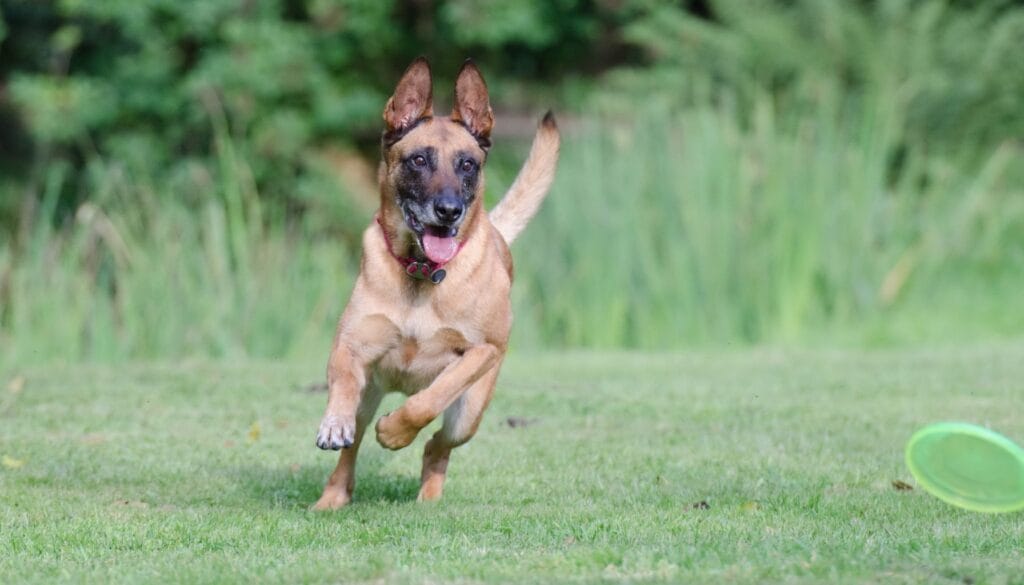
[{"left": 2, "top": 346, "right": 1023, "bottom": 584}]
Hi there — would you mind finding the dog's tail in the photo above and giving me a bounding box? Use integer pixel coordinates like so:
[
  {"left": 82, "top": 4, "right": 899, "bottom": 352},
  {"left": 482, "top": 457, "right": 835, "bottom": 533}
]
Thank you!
[{"left": 489, "top": 111, "right": 560, "bottom": 244}]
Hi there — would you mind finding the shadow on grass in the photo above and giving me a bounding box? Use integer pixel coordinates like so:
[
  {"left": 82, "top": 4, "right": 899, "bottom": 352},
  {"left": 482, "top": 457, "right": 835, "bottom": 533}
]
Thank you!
[{"left": 232, "top": 455, "right": 420, "bottom": 509}]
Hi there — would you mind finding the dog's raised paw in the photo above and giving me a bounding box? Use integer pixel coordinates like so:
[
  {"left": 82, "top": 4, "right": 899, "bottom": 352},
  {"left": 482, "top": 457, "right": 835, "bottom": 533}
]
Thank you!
[
  {"left": 315, "top": 414, "right": 355, "bottom": 450},
  {"left": 375, "top": 411, "right": 419, "bottom": 450}
]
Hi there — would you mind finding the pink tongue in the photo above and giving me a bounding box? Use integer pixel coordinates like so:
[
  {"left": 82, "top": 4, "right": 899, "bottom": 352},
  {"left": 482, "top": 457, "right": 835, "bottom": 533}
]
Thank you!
[{"left": 422, "top": 234, "right": 458, "bottom": 264}]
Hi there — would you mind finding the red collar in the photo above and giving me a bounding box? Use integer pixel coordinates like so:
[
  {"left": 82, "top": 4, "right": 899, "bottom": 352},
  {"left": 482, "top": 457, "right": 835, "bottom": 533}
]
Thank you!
[{"left": 376, "top": 215, "right": 466, "bottom": 284}]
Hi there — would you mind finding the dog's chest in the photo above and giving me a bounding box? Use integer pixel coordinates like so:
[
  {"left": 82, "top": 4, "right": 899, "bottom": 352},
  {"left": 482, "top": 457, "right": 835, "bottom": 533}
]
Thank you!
[{"left": 372, "top": 302, "right": 477, "bottom": 394}]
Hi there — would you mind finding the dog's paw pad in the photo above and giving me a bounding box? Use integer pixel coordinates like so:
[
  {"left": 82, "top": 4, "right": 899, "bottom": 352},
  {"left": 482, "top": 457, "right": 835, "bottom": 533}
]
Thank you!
[{"left": 315, "top": 415, "right": 355, "bottom": 451}]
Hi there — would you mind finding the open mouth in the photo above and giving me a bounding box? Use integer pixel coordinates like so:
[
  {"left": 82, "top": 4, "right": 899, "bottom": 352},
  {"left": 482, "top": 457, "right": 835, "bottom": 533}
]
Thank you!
[
  {"left": 401, "top": 207, "right": 459, "bottom": 264},
  {"left": 419, "top": 225, "right": 459, "bottom": 264}
]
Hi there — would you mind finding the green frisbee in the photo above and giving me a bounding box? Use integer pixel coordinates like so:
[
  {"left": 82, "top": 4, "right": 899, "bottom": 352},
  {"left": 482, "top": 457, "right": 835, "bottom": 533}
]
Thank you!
[{"left": 906, "top": 422, "right": 1024, "bottom": 513}]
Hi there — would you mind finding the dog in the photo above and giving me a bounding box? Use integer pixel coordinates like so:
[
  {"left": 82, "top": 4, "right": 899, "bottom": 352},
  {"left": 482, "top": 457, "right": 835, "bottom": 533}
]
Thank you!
[{"left": 312, "top": 57, "right": 560, "bottom": 509}]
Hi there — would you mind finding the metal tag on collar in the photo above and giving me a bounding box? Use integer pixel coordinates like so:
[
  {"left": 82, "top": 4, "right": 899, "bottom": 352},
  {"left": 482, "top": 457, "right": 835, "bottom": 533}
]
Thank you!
[
  {"left": 405, "top": 261, "right": 446, "bottom": 284},
  {"left": 405, "top": 261, "right": 428, "bottom": 280}
]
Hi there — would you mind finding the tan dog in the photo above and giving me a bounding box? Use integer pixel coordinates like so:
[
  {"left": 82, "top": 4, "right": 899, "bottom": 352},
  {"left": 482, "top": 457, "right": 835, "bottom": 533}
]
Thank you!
[{"left": 313, "top": 58, "right": 559, "bottom": 510}]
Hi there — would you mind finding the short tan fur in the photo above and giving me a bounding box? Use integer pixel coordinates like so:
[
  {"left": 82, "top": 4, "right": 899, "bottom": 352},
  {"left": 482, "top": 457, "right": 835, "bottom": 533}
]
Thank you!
[{"left": 313, "top": 58, "right": 560, "bottom": 510}]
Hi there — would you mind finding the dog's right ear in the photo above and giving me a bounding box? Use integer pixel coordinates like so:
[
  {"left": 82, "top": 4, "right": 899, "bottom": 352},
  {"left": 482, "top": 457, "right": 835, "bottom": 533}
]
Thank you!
[{"left": 383, "top": 57, "right": 434, "bottom": 133}]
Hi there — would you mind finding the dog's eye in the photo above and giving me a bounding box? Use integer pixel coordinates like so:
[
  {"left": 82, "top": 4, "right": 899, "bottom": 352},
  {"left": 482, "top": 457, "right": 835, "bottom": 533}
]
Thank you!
[
  {"left": 411, "top": 155, "right": 427, "bottom": 168},
  {"left": 460, "top": 159, "right": 476, "bottom": 173}
]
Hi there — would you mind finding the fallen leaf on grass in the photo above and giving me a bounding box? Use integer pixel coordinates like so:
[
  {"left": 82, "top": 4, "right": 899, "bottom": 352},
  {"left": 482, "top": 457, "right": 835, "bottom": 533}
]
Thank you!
[
  {"left": 7, "top": 376, "right": 25, "bottom": 394},
  {"left": 503, "top": 416, "right": 539, "bottom": 429},
  {"left": 563, "top": 536, "right": 576, "bottom": 546},
  {"left": 2, "top": 455, "right": 25, "bottom": 469},
  {"left": 891, "top": 480, "right": 913, "bottom": 491},
  {"left": 1, "top": 376, "right": 26, "bottom": 415},
  {"left": 248, "top": 422, "right": 261, "bottom": 442},
  {"left": 741, "top": 501, "right": 760, "bottom": 512},
  {"left": 80, "top": 433, "right": 107, "bottom": 446}
]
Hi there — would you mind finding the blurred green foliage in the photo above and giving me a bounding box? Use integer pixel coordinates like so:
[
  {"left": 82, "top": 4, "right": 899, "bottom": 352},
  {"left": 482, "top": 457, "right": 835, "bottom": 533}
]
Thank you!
[
  {"left": 0, "top": 0, "right": 640, "bottom": 227},
  {"left": 1, "top": 0, "right": 1023, "bottom": 363},
  {"left": 611, "top": 0, "right": 1024, "bottom": 164}
]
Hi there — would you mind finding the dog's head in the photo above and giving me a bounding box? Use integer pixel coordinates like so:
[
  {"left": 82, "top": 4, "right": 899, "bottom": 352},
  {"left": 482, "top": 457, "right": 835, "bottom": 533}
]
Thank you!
[{"left": 379, "top": 58, "right": 493, "bottom": 264}]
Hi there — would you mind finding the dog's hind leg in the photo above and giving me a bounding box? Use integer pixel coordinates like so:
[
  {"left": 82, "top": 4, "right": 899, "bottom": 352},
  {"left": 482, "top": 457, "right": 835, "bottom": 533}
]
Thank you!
[
  {"left": 417, "top": 363, "right": 501, "bottom": 502},
  {"left": 312, "top": 384, "right": 384, "bottom": 510}
]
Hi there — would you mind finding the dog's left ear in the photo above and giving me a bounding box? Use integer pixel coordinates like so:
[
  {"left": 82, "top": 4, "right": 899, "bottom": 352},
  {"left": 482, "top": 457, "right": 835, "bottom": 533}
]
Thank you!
[{"left": 451, "top": 59, "right": 493, "bottom": 142}]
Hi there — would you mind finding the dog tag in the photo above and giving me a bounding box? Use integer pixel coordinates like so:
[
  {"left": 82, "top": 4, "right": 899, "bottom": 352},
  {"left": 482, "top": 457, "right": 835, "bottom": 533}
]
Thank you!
[{"left": 405, "top": 262, "right": 427, "bottom": 280}]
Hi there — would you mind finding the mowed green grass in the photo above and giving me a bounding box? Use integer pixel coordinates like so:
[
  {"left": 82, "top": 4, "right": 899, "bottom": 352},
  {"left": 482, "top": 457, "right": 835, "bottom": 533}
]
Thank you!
[{"left": 2, "top": 347, "right": 1023, "bottom": 584}]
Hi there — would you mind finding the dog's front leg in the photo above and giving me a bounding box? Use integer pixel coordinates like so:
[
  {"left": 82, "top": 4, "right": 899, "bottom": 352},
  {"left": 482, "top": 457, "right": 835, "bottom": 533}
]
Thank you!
[
  {"left": 315, "top": 344, "right": 370, "bottom": 451},
  {"left": 316, "top": 314, "right": 398, "bottom": 450},
  {"left": 313, "top": 315, "right": 398, "bottom": 510},
  {"left": 375, "top": 343, "right": 500, "bottom": 450}
]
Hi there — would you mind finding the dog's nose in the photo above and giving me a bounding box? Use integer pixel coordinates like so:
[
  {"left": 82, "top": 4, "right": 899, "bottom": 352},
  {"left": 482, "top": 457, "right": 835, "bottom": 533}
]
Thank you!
[{"left": 433, "top": 196, "right": 464, "bottom": 224}]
